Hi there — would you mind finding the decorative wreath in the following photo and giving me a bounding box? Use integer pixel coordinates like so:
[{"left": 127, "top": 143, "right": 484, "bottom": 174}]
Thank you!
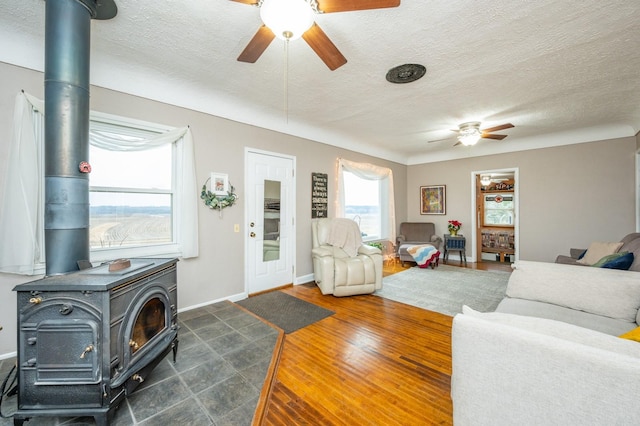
[{"left": 201, "top": 178, "right": 238, "bottom": 210}]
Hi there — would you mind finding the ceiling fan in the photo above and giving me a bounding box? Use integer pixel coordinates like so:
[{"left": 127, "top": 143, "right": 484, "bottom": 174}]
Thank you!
[
  {"left": 231, "top": 0, "right": 401, "bottom": 71},
  {"left": 428, "top": 122, "right": 515, "bottom": 146}
]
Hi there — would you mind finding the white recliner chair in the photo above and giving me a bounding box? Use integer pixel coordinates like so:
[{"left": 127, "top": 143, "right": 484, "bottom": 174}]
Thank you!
[{"left": 311, "top": 218, "right": 383, "bottom": 297}]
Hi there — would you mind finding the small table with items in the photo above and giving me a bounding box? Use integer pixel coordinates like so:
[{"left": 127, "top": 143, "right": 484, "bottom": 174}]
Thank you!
[{"left": 444, "top": 234, "right": 467, "bottom": 266}]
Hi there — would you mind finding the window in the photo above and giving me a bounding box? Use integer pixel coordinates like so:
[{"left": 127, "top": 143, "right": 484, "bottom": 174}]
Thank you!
[
  {"left": 0, "top": 92, "right": 198, "bottom": 275},
  {"left": 89, "top": 121, "right": 174, "bottom": 253},
  {"left": 337, "top": 159, "right": 396, "bottom": 244},
  {"left": 343, "top": 171, "right": 383, "bottom": 240}
]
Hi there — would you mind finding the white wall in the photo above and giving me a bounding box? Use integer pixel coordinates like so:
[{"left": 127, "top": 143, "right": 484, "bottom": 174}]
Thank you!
[{"left": 0, "top": 62, "right": 407, "bottom": 357}]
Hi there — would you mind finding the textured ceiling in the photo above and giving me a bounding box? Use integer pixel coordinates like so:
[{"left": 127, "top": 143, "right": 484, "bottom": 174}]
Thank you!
[{"left": 1, "top": 0, "right": 639, "bottom": 164}]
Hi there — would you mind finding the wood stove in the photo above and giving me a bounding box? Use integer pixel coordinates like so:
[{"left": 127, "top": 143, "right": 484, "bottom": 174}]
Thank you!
[{"left": 12, "top": 258, "right": 178, "bottom": 426}]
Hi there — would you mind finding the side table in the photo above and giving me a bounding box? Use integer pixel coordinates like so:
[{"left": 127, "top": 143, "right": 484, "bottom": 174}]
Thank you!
[{"left": 444, "top": 234, "right": 467, "bottom": 266}]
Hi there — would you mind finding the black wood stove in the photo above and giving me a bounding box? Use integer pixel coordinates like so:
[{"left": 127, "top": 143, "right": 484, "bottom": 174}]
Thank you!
[{"left": 12, "top": 258, "right": 179, "bottom": 425}]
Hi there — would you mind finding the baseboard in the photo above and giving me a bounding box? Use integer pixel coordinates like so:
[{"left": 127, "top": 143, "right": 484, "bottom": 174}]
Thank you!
[
  {"left": 177, "top": 291, "right": 247, "bottom": 313},
  {"left": 295, "top": 273, "right": 314, "bottom": 285},
  {"left": 0, "top": 351, "right": 17, "bottom": 361}
]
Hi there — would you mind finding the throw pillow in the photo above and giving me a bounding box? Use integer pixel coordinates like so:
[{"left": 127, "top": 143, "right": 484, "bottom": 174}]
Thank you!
[
  {"left": 592, "top": 251, "right": 634, "bottom": 270},
  {"left": 576, "top": 241, "right": 624, "bottom": 266},
  {"left": 619, "top": 326, "right": 640, "bottom": 342}
]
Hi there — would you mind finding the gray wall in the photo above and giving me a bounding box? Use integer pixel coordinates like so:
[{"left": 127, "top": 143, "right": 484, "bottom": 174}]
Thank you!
[
  {"left": 0, "top": 62, "right": 407, "bottom": 356},
  {"left": 0, "top": 60, "right": 636, "bottom": 357},
  {"left": 407, "top": 137, "right": 637, "bottom": 262}
]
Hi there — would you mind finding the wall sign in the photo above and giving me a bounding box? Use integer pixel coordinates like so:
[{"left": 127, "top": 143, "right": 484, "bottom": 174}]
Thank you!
[{"left": 311, "top": 173, "right": 328, "bottom": 218}]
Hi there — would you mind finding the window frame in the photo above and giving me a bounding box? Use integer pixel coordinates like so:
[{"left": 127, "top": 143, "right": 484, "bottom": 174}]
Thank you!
[
  {"left": 87, "top": 112, "right": 183, "bottom": 263},
  {"left": 342, "top": 171, "right": 391, "bottom": 242}
]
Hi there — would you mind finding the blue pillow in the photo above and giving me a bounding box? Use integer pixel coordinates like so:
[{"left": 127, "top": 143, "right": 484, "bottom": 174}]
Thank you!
[{"left": 598, "top": 252, "right": 634, "bottom": 270}]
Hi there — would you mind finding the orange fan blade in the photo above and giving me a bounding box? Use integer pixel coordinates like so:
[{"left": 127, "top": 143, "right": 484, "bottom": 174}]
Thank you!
[
  {"left": 481, "top": 123, "right": 514, "bottom": 133},
  {"left": 482, "top": 133, "right": 508, "bottom": 140},
  {"left": 237, "top": 25, "right": 276, "bottom": 63},
  {"left": 317, "top": 0, "right": 400, "bottom": 13},
  {"left": 302, "top": 23, "right": 347, "bottom": 71},
  {"left": 229, "top": 0, "right": 259, "bottom": 5}
]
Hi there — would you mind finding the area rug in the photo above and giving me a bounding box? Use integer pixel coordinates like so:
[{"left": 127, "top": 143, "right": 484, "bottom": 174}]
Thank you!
[
  {"left": 376, "top": 265, "right": 510, "bottom": 316},
  {"left": 236, "top": 291, "right": 335, "bottom": 333}
]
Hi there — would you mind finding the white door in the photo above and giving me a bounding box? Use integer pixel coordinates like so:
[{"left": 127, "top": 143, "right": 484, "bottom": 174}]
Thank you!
[{"left": 245, "top": 149, "right": 295, "bottom": 294}]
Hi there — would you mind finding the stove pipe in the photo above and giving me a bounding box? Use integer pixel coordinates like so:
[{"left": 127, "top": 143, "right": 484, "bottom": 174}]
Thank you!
[{"left": 44, "top": 0, "right": 116, "bottom": 275}]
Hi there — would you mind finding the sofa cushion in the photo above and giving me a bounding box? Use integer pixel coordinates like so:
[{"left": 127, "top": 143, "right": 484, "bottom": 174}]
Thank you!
[
  {"left": 508, "top": 261, "right": 640, "bottom": 323},
  {"left": 620, "top": 326, "right": 640, "bottom": 342},
  {"left": 496, "top": 297, "right": 637, "bottom": 336},
  {"left": 593, "top": 251, "right": 634, "bottom": 270},
  {"left": 619, "top": 237, "right": 640, "bottom": 272},
  {"left": 620, "top": 232, "right": 640, "bottom": 246},
  {"left": 462, "top": 305, "right": 640, "bottom": 357},
  {"left": 576, "top": 241, "right": 623, "bottom": 265}
]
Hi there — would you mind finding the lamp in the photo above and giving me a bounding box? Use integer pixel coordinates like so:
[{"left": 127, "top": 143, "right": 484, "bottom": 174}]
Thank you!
[
  {"left": 260, "top": 0, "right": 315, "bottom": 41},
  {"left": 457, "top": 121, "right": 482, "bottom": 146},
  {"left": 480, "top": 175, "right": 492, "bottom": 186}
]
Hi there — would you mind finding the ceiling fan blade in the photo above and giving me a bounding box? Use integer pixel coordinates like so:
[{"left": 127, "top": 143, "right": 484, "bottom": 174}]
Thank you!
[
  {"left": 302, "top": 23, "right": 347, "bottom": 71},
  {"left": 237, "top": 25, "right": 275, "bottom": 63},
  {"left": 480, "top": 123, "right": 514, "bottom": 133},
  {"left": 317, "top": 0, "right": 400, "bottom": 13},
  {"left": 453, "top": 141, "right": 462, "bottom": 147},
  {"left": 427, "top": 137, "right": 452, "bottom": 144},
  {"left": 229, "top": 0, "right": 259, "bottom": 4},
  {"left": 482, "top": 133, "right": 508, "bottom": 140}
]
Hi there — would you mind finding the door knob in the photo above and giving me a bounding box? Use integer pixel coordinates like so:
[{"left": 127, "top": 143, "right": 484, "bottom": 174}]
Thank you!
[{"left": 250, "top": 232, "right": 256, "bottom": 238}]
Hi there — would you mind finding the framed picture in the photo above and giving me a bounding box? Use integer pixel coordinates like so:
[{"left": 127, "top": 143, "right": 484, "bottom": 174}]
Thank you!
[
  {"left": 420, "top": 185, "right": 446, "bottom": 215},
  {"left": 211, "top": 172, "right": 229, "bottom": 196}
]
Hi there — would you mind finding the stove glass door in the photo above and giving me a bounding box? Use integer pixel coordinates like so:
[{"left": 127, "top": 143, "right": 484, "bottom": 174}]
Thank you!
[{"left": 129, "top": 297, "right": 166, "bottom": 354}]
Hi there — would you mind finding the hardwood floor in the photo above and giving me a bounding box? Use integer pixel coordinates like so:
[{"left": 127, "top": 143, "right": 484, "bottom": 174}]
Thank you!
[{"left": 257, "top": 261, "right": 512, "bottom": 425}]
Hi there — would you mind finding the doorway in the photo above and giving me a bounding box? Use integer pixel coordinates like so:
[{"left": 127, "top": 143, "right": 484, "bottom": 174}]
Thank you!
[
  {"left": 471, "top": 168, "right": 519, "bottom": 264},
  {"left": 245, "top": 148, "right": 296, "bottom": 295}
]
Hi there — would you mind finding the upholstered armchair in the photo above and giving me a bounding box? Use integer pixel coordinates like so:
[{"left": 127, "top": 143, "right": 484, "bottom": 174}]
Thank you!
[
  {"left": 396, "top": 222, "right": 443, "bottom": 266},
  {"left": 311, "top": 218, "right": 383, "bottom": 297}
]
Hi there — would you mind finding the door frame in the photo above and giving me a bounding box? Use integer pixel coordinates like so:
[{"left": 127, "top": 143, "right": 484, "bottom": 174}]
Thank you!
[
  {"left": 636, "top": 150, "right": 640, "bottom": 231},
  {"left": 244, "top": 147, "right": 296, "bottom": 295},
  {"left": 469, "top": 167, "right": 520, "bottom": 263}
]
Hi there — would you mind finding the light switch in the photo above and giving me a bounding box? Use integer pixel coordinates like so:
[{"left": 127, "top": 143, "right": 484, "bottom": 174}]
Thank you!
[{"left": 234, "top": 224, "right": 240, "bottom": 233}]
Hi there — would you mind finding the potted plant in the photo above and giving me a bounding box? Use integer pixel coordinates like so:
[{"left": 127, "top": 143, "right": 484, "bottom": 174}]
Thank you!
[{"left": 448, "top": 220, "right": 462, "bottom": 236}]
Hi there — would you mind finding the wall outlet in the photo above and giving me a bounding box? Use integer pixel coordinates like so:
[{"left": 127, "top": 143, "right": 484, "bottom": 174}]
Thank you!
[{"left": 234, "top": 224, "right": 240, "bottom": 233}]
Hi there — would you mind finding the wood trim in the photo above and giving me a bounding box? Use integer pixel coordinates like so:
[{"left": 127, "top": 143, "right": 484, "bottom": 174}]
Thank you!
[{"left": 252, "top": 329, "right": 285, "bottom": 426}]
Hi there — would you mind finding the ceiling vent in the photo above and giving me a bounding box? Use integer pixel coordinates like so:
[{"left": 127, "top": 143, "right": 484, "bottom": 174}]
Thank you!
[{"left": 386, "top": 64, "right": 426, "bottom": 84}]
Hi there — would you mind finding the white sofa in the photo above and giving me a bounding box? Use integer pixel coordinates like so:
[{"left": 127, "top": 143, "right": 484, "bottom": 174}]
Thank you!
[
  {"left": 496, "top": 260, "right": 640, "bottom": 335},
  {"left": 451, "top": 260, "right": 640, "bottom": 425}
]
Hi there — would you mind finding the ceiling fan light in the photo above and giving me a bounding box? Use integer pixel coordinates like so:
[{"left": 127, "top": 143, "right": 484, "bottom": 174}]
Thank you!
[
  {"left": 260, "top": 0, "right": 314, "bottom": 41},
  {"left": 457, "top": 130, "right": 481, "bottom": 146},
  {"left": 457, "top": 121, "right": 482, "bottom": 146},
  {"left": 480, "top": 175, "right": 492, "bottom": 186}
]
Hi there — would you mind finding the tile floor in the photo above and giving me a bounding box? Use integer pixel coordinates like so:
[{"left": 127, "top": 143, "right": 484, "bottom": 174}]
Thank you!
[{"left": 0, "top": 301, "right": 279, "bottom": 426}]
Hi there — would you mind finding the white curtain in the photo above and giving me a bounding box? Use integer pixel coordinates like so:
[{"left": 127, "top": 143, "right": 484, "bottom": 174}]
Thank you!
[
  {"left": 0, "top": 92, "right": 198, "bottom": 275},
  {"left": 0, "top": 93, "right": 44, "bottom": 274},
  {"left": 336, "top": 158, "right": 396, "bottom": 245}
]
